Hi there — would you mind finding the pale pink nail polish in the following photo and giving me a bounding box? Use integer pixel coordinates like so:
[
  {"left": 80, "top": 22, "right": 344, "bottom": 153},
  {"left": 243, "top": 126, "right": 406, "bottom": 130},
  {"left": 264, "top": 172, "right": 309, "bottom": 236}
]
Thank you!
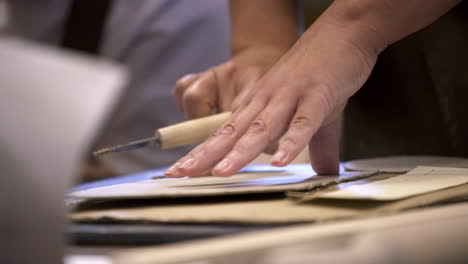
[
  {"left": 166, "top": 167, "right": 175, "bottom": 174},
  {"left": 215, "top": 159, "right": 230, "bottom": 171},
  {"left": 273, "top": 150, "right": 287, "bottom": 164},
  {"left": 166, "top": 162, "right": 182, "bottom": 176}
]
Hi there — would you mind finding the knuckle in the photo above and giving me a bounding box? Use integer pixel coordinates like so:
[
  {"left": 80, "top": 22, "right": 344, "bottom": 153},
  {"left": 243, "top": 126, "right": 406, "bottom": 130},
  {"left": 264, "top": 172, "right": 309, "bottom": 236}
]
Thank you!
[
  {"left": 179, "top": 74, "right": 196, "bottom": 84},
  {"left": 183, "top": 89, "right": 204, "bottom": 104},
  {"left": 221, "top": 61, "right": 237, "bottom": 73},
  {"left": 175, "top": 76, "right": 192, "bottom": 90},
  {"left": 312, "top": 85, "right": 336, "bottom": 116},
  {"left": 249, "top": 118, "right": 268, "bottom": 134},
  {"left": 290, "top": 115, "right": 313, "bottom": 129},
  {"left": 213, "top": 123, "right": 237, "bottom": 137},
  {"left": 173, "top": 82, "right": 185, "bottom": 96},
  {"left": 281, "top": 136, "right": 299, "bottom": 148},
  {"left": 174, "top": 74, "right": 202, "bottom": 94},
  {"left": 175, "top": 79, "right": 186, "bottom": 89},
  {"left": 247, "top": 118, "right": 276, "bottom": 142},
  {"left": 247, "top": 118, "right": 273, "bottom": 140}
]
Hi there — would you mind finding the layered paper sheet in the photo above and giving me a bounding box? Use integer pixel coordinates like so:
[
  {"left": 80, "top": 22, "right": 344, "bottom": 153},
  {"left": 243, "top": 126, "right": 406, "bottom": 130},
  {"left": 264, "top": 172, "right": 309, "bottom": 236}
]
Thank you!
[
  {"left": 318, "top": 166, "right": 468, "bottom": 200},
  {"left": 69, "top": 166, "right": 468, "bottom": 224},
  {"left": 70, "top": 178, "right": 468, "bottom": 224},
  {"left": 344, "top": 156, "right": 468, "bottom": 173},
  {"left": 68, "top": 164, "right": 376, "bottom": 200}
]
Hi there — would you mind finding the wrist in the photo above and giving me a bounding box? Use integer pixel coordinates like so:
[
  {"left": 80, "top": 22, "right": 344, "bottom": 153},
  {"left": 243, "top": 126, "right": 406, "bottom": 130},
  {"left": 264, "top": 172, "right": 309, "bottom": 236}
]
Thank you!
[
  {"left": 231, "top": 43, "right": 292, "bottom": 69},
  {"left": 316, "top": 0, "right": 389, "bottom": 56},
  {"left": 317, "top": 0, "right": 460, "bottom": 56}
]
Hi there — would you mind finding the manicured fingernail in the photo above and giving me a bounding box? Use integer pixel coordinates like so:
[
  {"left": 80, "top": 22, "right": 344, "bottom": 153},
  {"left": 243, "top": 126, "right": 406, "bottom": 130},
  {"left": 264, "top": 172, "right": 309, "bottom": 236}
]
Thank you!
[
  {"left": 164, "top": 163, "right": 177, "bottom": 176},
  {"left": 272, "top": 150, "right": 287, "bottom": 164},
  {"left": 214, "top": 158, "right": 230, "bottom": 172},
  {"left": 165, "top": 162, "right": 180, "bottom": 176},
  {"left": 166, "top": 167, "right": 175, "bottom": 174},
  {"left": 180, "top": 158, "right": 197, "bottom": 169}
]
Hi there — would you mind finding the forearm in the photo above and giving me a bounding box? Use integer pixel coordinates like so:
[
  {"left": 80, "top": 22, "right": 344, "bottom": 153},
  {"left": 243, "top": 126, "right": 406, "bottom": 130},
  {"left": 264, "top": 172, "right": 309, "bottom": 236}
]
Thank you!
[
  {"left": 315, "top": 0, "right": 462, "bottom": 55},
  {"left": 229, "top": 0, "right": 300, "bottom": 55}
]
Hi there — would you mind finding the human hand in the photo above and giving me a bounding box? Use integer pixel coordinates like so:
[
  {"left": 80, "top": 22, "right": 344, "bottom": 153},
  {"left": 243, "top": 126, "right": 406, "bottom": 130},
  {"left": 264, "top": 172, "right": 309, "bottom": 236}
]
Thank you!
[
  {"left": 166, "top": 19, "right": 379, "bottom": 177},
  {"left": 173, "top": 46, "right": 286, "bottom": 119},
  {"left": 173, "top": 0, "right": 299, "bottom": 120}
]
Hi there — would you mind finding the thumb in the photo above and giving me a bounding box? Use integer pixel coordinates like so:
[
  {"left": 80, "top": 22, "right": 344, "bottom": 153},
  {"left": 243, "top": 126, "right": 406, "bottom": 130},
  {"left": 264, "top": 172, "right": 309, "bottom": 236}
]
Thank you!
[{"left": 308, "top": 117, "right": 341, "bottom": 175}]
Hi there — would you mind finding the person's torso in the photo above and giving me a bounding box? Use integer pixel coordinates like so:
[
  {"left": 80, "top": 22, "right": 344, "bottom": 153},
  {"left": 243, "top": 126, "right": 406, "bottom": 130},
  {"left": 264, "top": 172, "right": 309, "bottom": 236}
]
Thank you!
[{"left": 5, "top": 0, "right": 230, "bottom": 173}]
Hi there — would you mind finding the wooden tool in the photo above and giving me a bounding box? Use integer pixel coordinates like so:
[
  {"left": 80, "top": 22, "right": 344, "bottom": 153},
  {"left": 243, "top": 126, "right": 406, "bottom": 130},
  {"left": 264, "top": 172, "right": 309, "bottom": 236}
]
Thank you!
[{"left": 93, "top": 112, "right": 231, "bottom": 157}]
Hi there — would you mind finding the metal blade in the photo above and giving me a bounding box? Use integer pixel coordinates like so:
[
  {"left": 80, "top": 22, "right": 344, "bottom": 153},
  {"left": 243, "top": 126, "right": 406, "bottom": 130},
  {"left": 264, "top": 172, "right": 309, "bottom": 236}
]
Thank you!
[{"left": 93, "top": 136, "right": 160, "bottom": 157}]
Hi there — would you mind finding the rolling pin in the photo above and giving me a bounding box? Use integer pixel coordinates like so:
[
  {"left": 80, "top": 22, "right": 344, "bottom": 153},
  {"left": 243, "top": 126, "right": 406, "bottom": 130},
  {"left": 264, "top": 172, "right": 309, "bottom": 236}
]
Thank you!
[{"left": 93, "top": 112, "right": 231, "bottom": 157}]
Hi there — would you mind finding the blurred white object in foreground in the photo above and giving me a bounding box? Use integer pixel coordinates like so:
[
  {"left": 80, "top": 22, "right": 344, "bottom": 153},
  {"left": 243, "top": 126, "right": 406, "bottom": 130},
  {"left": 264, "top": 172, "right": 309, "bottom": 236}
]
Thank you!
[{"left": 0, "top": 36, "right": 127, "bottom": 264}]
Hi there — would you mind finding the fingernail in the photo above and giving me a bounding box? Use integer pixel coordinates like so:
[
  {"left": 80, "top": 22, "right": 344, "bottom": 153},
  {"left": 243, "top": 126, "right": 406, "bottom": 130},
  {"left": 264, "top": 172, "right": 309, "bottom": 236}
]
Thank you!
[
  {"left": 165, "top": 169, "right": 176, "bottom": 177},
  {"left": 214, "top": 158, "right": 230, "bottom": 172},
  {"left": 272, "top": 150, "right": 287, "bottom": 164},
  {"left": 166, "top": 167, "right": 175, "bottom": 174},
  {"left": 180, "top": 158, "right": 197, "bottom": 169},
  {"left": 165, "top": 163, "right": 180, "bottom": 176}
]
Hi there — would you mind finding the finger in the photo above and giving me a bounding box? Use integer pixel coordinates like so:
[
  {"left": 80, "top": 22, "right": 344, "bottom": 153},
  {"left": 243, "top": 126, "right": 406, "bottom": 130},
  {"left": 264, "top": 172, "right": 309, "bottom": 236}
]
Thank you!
[
  {"left": 182, "top": 71, "right": 218, "bottom": 119},
  {"left": 173, "top": 74, "right": 199, "bottom": 113},
  {"left": 168, "top": 98, "right": 268, "bottom": 177},
  {"left": 212, "top": 95, "right": 297, "bottom": 176},
  {"left": 165, "top": 137, "right": 221, "bottom": 177},
  {"left": 165, "top": 147, "right": 213, "bottom": 177},
  {"left": 308, "top": 117, "right": 341, "bottom": 175},
  {"left": 165, "top": 160, "right": 185, "bottom": 177},
  {"left": 271, "top": 93, "right": 329, "bottom": 167},
  {"left": 164, "top": 133, "right": 222, "bottom": 177}
]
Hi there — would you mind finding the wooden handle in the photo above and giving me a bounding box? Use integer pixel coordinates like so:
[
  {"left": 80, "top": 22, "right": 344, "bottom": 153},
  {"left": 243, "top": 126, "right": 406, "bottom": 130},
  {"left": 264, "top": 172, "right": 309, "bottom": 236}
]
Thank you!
[{"left": 157, "top": 112, "right": 231, "bottom": 149}]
